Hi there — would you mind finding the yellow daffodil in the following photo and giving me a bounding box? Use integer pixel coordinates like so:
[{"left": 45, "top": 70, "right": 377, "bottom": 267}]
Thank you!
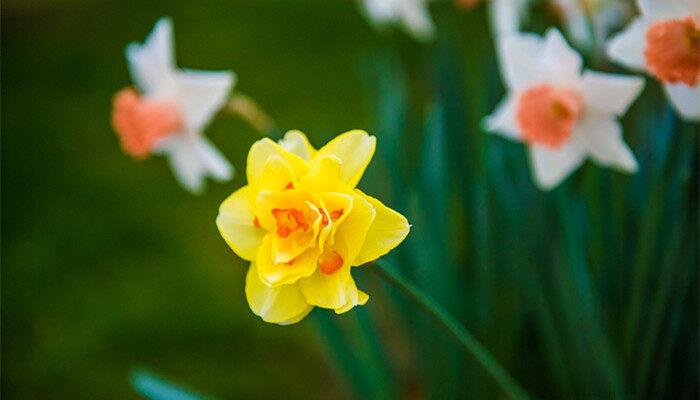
[{"left": 216, "top": 130, "right": 410, "bottom": 325}]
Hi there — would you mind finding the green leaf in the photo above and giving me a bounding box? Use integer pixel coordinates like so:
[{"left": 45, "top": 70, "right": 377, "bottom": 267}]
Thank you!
[{"left": 130, "top": 369, "right": 212, "bottom": 400}]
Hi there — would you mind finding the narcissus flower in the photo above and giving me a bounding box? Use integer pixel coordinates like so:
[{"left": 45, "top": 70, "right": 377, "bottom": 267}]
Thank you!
[
  {"left": 606, "top": 0, "right": 700, "bottom": 120},
  {"left": 216, "top": 130, "right": 410, "bottom": 324},
  {"left": 484, "top": 29, "right": 644, "bottom": 190},
  {"left": 112, "top": 17, "right": 236, "bottom": 192},
  {"left": 359, "top": 0, "right": 435, "bottom": 41}
]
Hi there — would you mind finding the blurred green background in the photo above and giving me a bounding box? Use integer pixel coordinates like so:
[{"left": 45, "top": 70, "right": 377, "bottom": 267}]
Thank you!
[
  {"left": 2, "top": 0, "right": 382, "bottom": 398},
  {"left": 3, "top": 1, "right": 699, "bottom": 399}
]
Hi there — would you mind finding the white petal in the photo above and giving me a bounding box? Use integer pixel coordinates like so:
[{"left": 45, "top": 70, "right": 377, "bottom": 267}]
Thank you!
[
  {"left": 529, "top": 141, "right": 586, "bottom": 190},
  {"left": 482, "top": 94, "right": 521, "bottom": 141},
  {"left": 359, "top": 0, "right": 434, "bottom": 41},
  {"left": 580, "top": 71, "right": 645, "bottom": 116},
  {"left": 361, "top": 0, "right": 397, "bottom": 24},
  {"left": 497, "top": 32, "right": 545, "bottom": 90},
  {"left": 158, "top": 135, "right": 206, "bottom": 193},
  {"left": 175, "top": 69, "right": 235, "bottom": 131},
  {"left": 540, "top": 28, "right": 583, "bottom": 85},
  {"left": 575, "top": 113, "right": 638, "bottom": 173},
  {"left": 606, "top": 17, "right": 649, "bottom": 71},
  {"left": 638, "top": 0, "right": 690, "bottom": 19},
  {"left": 193, "top": 136, "right": 234, "bottom": 181},
  {"left": 125, "top": 17, "right": 177, "bottom": 95},
  {"left": 489, "top": 0, "right": 527, "bottom": 35},
  {"left": 554, "top": 0, "right": 593, "bottom": 49},
  {"left": 397, "top": 0, "right": 435, "bottom": 41},
  {"left": 664, "top": 83, "right": 700, "bottom": 121}
]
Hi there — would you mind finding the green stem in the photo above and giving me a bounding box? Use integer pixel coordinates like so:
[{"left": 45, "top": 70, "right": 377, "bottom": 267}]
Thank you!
[
  {"left": 224, "top": 91, "right": 280, "bottom": 138},
  {"left": 373, "top": 260, "right": 534, "bottom": 400}
]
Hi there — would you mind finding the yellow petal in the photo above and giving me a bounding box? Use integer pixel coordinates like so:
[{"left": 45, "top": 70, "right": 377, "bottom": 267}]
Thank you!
[
  {"left": 334, "top": 278, "right": 369, "bottom": 314},
  {"left": 277, "top": 306, "right": 314, "bottom": 325},
  {"left": 299, "top": 155, "right": 342, "bottom": 193},
  {"left": 316, "top": 192, "right": 354, "bottom": 251},
  {"left": 352, "top": 190, "right": 410, "bottom": 266},
  {"left": 256, "top": 234, "right": 319, "bottom": 287},
  {"left": 314, "top": 130, "right": 376, "bottom": 188},
  {"left": 257, "top": 155, "right": 297, "bottom": 192},
  {"left": 247, "top": 138, "right": 308, "bottom": 187},
  {"left": 335, "top": 191, "right": 376, "bottom": 265},
  {"left": 246, "top": 263, "right": 313, "bottom": 325},
  {"left": 298, "top": 237, "right": 353, "bottom": 309},
  {"left": 298, "top": 200, "right": 373, "bottom": 310},
  {"left": 216, "top": 185, "right": 264, "bottom": 261},
  {"left": 278, "top": 130, "right": 316, "bottom": 161}
]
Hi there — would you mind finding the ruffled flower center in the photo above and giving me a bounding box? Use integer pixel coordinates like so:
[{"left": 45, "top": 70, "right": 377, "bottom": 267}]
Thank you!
[
  {"left": 253, "top": 190, "right": 351, "bottom": 276},
  {"left": 516, "top": 84, "right": 583, "bottom": 149},
  {"left": 321, "top": 208, "right": 344, "bottom": 227},
  {"left": 644, "top": 16, "right": 700, "bottom": 87},
  {"left": 111, "top": 88, "right": 182, "bottom": 158},
  {"left": 272, "top": 208, "right": 310, "bottom": 238}
]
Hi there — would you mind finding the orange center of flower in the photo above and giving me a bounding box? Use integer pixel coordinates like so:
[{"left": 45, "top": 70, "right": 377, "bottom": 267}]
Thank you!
[
  {"left": 321, "top": 209, "right": 344, "bottom": 227},
  {"left": 644, "top": 16, "right": 700, "bottom": 86},
  {"left": 319, "top": 250, "right": 343, "bottom": 275},
  {"left": 271, "top": 208, "right": 309, "bottom": 238},
  {"left": 516, "top": 84, "right": 583, "bottom": 149},
  {"left": 111, "top": 88, "right": 183, "bottom": 158}
]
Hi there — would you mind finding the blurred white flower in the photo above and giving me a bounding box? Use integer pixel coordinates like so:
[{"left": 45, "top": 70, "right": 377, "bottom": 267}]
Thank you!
[
  {"left": 112, "top": 17, "right": 236, "bottom": 193},
  {"left": 359, "top": 0, "right": 436, "bottom": 41},
  {"left": 606, "top": 0, "right": 699, "bottom": 120},
  {"left": 484, "top": 29, "right": 644, "bottom": 190}
]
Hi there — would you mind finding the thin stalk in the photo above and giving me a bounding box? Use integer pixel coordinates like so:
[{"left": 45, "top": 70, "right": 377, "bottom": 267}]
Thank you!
[
  {"left": 223, "top": 91, "right": 278, "bottom": 137},
  {"left": 373, "top": 260, "right": 534, "bottom": 400}
]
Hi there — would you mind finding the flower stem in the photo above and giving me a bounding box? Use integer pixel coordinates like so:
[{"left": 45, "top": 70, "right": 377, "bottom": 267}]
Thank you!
[
  {"left": 373, "top": 260, "right": 534, "bottom": 400},
  {"left": 224, "top": 92, "right": 277, "bottom": 136}
]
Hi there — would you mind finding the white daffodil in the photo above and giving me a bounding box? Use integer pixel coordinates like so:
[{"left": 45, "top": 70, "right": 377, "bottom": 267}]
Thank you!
[
  {"left": 484, "top": 28, "right": 644, "bottom": 190},
  {"left": 111, "top": 17, "right": 236, "bottom": 193},
  {"left": 606, "top": 0, "right": 699, "bottom": 120},
  {"left": 359, "top": 0, "right": 436, "bottom": 41}
]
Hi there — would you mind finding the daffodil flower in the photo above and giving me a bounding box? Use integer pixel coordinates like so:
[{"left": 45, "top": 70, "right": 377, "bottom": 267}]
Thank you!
[
  {"left": 216, "top": 130, "right": 410, "bottom": 324},
  {"left": 484, "top": 28, "right": 644, "bottom": 190},
  {"left": 111, "top": 17, "right": 236, "bottom": 193},
  {"left": 359, "top": 0, "right": 436, "bottom": 41},
  {"left": 606, "top": 0, "right": 700, "bottom": 120}
]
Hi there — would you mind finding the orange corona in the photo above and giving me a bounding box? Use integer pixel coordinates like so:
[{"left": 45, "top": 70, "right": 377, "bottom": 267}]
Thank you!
[
  {"left": 645, "top": 16, "right": 700, "bottom": 86},
  {"left": 111, "top": 88, "right": 183, "bottom": 158},
  {"left": 517, "top": 84, "right": 582, "bottom": 149},
  {"left": 319, "top": 250, "right": 343, "bottom": 275},
  {"left": 271, "top": 208, "right": 309, "bottom": 238}
]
